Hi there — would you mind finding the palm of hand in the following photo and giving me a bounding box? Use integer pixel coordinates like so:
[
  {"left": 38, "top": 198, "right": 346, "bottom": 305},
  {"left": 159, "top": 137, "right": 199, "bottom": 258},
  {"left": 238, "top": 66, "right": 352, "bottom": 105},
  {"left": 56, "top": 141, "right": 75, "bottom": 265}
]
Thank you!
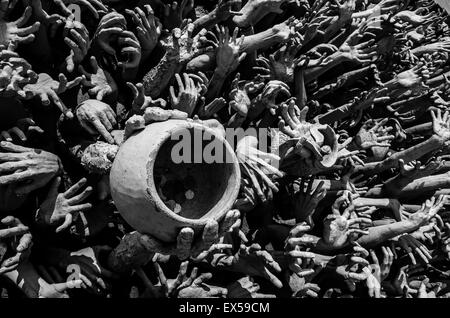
[
  {"left": 233, "top": 252, "right": 268, "bottom": 277},
  {"left": 432, "top": 110, "right": 450, "bottom": 140},
  {"left": 396, "top": 70, "right": 421, "bottom": 88},
  {"left": 164, "top": 26, "right": 204, "bottom": 64},
  {"left": 217, "top": 43, "right": 240, "bottom": 72},
  {"left": 339, "top": 43, "right": 358, "bottom": 61},
  {"left": 269, "top": 54, "right": 296, "bottom": 83},
  {"left": 232, "top": 245, "right": 281, "bottom": 284},
  {"left": 40, "top": 194, "right": 70, "bottom": 226},
  {"left": 272, "top": 20, "right": 294, "bottom": 41},
  {"left": 230, "top": 88, "right": 251, "bottom": 116},
  {"left": 323, "top": 215, "right": 350, "bottom": 248},
  {"left": 177, "top": 91, "right": 197, "bottom": 113},
  {"left": 292, "top": 121, "right": 315, "bottom": 139},
  {"left": 91, "top": 68, "right": 116, "bottom": 95},
  {"left": 23, "top": 73, "right": 59, "bottom": 95},
  {"left": 409, "top": 195, "right": 445, "bottom": 227},
  {"left": 259, "top": 81, "right": 291, "bottom": 111},
  {"left": 292, "top": 180, "right": 326, "bottom": 223},
  {"left": 355, "top": 128, "right": 377, "bottom": 149}
]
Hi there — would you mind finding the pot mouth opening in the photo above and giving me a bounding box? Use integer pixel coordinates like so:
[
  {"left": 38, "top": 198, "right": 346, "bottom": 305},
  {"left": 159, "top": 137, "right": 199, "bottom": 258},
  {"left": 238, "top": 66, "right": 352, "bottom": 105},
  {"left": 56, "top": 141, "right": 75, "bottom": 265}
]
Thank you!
[{"left": 149, "top": 123, "right": 240, "bottom": 223}]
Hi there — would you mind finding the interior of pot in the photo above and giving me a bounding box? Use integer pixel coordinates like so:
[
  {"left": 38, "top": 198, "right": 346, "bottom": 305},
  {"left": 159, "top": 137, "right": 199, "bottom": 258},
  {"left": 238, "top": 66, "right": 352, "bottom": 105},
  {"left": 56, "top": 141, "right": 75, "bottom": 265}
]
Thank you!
[{"left": 152, "top": 126, "right": 237, "bottom": 220}]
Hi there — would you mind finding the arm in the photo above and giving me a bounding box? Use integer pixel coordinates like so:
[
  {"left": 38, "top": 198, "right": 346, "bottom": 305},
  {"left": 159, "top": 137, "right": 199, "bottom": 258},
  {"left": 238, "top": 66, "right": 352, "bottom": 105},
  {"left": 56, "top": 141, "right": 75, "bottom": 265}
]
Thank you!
[
  {"left": 304, "top": 52, "right": 346, "bottom": 83},
  {"left": 356, "top": 134, "right": 445, "bottom": 175},
  {"left": 240, "top": 18, "right": 299, "bottom": 54},
  {"left": 142, "top": 52, "right": 179, "bottom": 98},
  {"left": 355, "top": 220, "right": 421, "bottom": 249}
]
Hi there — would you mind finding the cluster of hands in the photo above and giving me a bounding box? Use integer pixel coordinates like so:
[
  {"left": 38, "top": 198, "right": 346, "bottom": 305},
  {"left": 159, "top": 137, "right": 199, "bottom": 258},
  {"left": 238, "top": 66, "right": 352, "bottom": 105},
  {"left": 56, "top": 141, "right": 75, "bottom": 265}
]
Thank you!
[{"left": 1, "top": 0, "right": 450, "bottom": 298}]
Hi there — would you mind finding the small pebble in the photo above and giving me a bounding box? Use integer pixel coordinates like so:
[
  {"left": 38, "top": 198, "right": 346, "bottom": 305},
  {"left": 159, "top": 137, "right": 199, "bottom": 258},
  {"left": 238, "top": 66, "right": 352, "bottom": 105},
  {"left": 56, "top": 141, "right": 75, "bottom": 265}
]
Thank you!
[
  {"left": 185, "top": 190, "right": 195, "bottom": 200},
  {"left": 174, "top": 204, "right": 182, "bottom": 214}
]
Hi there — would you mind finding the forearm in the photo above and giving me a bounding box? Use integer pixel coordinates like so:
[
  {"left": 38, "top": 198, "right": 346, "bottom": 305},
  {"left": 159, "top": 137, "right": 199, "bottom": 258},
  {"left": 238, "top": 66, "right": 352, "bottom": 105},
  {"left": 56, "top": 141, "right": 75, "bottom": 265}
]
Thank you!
[
  {"left": 204, "top": 69, "right": 227, "bottom": 103},
  {"left": 323, "top": 17, "right": 348, "bottom": 43},
  {"left": 315, "top": 103, "right": 352, "bottom": 125},
  {"left": 305, "top": 53, "right": 346, "bottom": 83},
  {"left": 232, "top": 0, "right": 266, "bottom": 28},
  {"left": 383, "top": 167, "right": 439, "bottom": 198},
  {"left": 294, "top": 67, "right": 307, "bottom": 108},
  {"left": 354, "top": 197, "right": 391, "bottom": 209},
  {"left": 426, "top": 70, "right": 450, "bottom": 88},
  {"left": 2, "top": 262, "right": 46, "bottom": 298},
  {"left": 356, "top": 220, "right": 420, "bottom": 248},
  {"left": 352, "top": 8, "right": 374, "bottom": 19},
  {"left": 142, "top": 54, "right": 179, "bottom": 98},
  {"left": 405, "top": 122, "right": 433, "bottom": 135},
  {"left": 193, "top": 8, "right": 220, "bottom": 33},
  {"left": 356, "top": 134, "right": 445, "bottom": 175},
  {"left": 240, "top": 27, "right": 291, "bottom": 54},
  {"left": 313, "top": 66, "right": 372, "bottom": 100},
  {"left": 396, "top": 172, "right": 450, "bottom": 198}
]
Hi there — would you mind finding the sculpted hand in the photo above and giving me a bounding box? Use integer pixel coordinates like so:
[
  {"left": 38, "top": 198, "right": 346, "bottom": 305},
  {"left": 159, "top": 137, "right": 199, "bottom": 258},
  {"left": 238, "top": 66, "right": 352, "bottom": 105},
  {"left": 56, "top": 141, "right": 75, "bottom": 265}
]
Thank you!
[
  {"left": 0, "top": 142, "right": 61, "bottom": 195},
  {"left": 0, "top": 118, "right": 44, "bottom": 144},
  {"left": 226, "top": 276, "right": 276, "bottom": 298},
  {"left": 19, "top": 73, "right": 83, "bottom": 118},
  {"left": 395, "top": 234, "right": 432, "bottom": 265},
  {"left": 37, "top": 245, "right": 117, "bottom": 296},
  {"left": 63, "top": 17, "right": 90, "bottom": 73},
  {"left": 408, "top": 195, "right": 446, "bottom": 228},
  {"left": 76, "top": 99, "right": 117, "bottom": 144},
  {"left": 117, "top": 30, "right": 142, "bottom": 78},
  {"left": 126, "top": 5, "right": 161, "bottom": 56},
  {"left": 127, "top": 82, "right": 167, "bottom": 114},
  {"left": 231, "top": 244, "right": 283, "bottom": 288},
  {"left": 214, "top": 26, "right": 246, "bottom": 76},
  {"left": 322, "top": 194, "right": 371, "bottom": 249},
  {"left": 80, "top": 56, "right": 118, "bottom": 101},
  {"left": 291, "top": 178, "right": 327, "bottom": 225},
  {"left": 354, "top": 118, "right": 395, "bottom": 150},
  {"left": 137, "top": 210, "right": 241, "bottom": 260},
  {"left": 431, "top": 109, "right": 450, "bottom": 141},
  {"left": 93, "top": 12, "right": 127, "bottom": 56},
  {"left": 236, "top": 135, "right": 283, "bottom": 203},
  {"left": 0, "top": 216, "right": 32, "bottom": 274},
  {"left": 253, "top": 80, "right": 291, "bottom": 117},
  {"left": 0, "top": 4, "right": 40, "bottom": 48},
  {"left": 283, "top": 223, "right": 316, "bottom": 277},
  {"left": 37, "top": 177, "right": 93, "bottom": 233}
]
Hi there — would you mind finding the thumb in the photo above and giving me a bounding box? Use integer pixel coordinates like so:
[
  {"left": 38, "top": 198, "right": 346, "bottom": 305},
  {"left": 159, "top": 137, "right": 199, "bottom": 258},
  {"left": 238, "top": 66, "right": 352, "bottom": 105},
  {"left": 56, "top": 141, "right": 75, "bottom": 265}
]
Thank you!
[{"left": 53, "top": 279, "right": 83, "bottom": 293}]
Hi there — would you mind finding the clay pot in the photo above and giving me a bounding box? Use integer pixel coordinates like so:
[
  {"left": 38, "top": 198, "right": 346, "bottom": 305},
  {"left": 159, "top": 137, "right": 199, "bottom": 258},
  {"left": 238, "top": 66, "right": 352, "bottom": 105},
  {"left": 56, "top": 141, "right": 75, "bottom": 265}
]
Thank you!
[{"left": 110, "top": 119, "right": 241, "bottom": 242}]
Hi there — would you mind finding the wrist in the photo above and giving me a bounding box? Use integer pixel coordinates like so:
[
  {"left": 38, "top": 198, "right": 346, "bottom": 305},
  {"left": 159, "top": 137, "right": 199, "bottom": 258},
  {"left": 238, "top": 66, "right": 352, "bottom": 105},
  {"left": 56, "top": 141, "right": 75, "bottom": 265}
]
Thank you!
[
  {"left": 215, "top": 67, "right": 229, "bottom": 78},
  {"left": 352, "top": 8, "right": 373, "bottom": 19},
  {"left": 335, "top": 51, "right": 349, "bottom": 63}
]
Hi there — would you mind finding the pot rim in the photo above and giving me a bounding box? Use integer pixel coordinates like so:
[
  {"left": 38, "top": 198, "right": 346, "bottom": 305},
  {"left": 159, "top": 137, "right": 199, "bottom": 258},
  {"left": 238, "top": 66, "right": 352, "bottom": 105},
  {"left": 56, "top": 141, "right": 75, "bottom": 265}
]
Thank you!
[{"left": 146, "top": 120, "right": 241, "bottom": 226}]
